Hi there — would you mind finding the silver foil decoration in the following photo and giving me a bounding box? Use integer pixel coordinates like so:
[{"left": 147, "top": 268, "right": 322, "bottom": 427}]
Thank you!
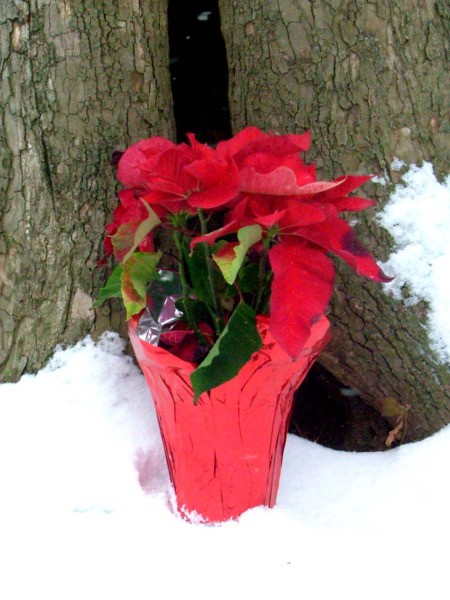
[
  {"left": 137, "top": 307, "right": 161, "bottom": 345},
  {"left": 137, "top": 296, "right": 184, "bottom": 345},
  {"left": 137, "top": 270, "right": 184, "bottom": 345}
]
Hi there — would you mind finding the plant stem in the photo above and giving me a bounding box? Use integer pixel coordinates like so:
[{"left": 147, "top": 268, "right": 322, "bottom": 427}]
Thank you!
[
  {"left": 197, "top": 209, "right": 224, "bottom": 334},
  {"left": 254, "top": 241, "right": 269, "bottom": 314},
  {"left": 173, "top": 228, "right": 207, "bottom": 345}
]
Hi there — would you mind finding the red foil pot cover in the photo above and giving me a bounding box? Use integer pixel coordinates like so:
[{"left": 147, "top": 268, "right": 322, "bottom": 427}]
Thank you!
[{"left": 128, "top": 314, "right": 331, "bottom": 523}]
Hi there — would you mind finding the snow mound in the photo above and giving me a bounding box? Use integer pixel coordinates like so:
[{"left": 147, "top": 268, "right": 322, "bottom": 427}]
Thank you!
[
  {"left": 0, "top": 330, "right": 449, "bottom": 599},
  {"left": 377, "top": 161, "right": 450, "bottom": 362}
]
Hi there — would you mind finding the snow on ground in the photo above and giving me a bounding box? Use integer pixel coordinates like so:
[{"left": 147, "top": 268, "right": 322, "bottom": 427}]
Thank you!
[
  {"left": 377, "top": 162, "right": 450, "bottom": 362},
  {"left": 0, "top": 333, "right": 449, "bottom": 600}
]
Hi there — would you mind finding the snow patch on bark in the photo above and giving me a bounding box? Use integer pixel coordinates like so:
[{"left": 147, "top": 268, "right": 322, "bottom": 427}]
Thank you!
[{"left": 377, "top": 161, "right": 450, "bottom": 363}]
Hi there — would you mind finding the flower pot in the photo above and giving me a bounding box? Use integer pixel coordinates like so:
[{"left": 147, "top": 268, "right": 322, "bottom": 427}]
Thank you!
[{"left": 128, "top": 314, "right": 331, "bottom": 523}]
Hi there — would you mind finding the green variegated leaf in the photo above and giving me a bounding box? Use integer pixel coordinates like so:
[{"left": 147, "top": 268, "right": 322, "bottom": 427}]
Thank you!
[
  {"left": 121, "top": 251, "right": 162, "bottom": 319},
  {"left": 93, "top": 264, "right": 123, "bottom": 307},
  {"left": 112, "top": 201, "right": 161, "bottom": 264},
  {"left": 190, "top": 302, "right": 262, "bottom": 402},
  {"left": 213, "top": 224, "right": 262, "bottom": 284}
]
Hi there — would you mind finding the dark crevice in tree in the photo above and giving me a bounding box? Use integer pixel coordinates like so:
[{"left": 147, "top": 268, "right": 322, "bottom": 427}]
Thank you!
[
  {"left": 290, "top": 365, "right": 392, "bottom": 452},
  {"left": 168, "top": 0, "right": 231, "bottom": 144}
]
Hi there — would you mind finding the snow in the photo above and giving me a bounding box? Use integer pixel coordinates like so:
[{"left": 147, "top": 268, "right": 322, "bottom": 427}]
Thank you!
[
  {"left": 0, "top": 333, "right": 449, "bottom": 599},
  {"left": 377, "top": 161, "right": 450, "bottom": 362},
  {"left": 197, "top": 11, "right": 212, "bottom": 22}
]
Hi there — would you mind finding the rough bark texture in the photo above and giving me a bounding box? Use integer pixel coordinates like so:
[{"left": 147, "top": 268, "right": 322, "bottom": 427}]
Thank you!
[
  {"left": 0, "top": 0, "right": 174, "bottom": 382},
  {"left": 219, "top": 0, "right": 450, "bottom": 441}
]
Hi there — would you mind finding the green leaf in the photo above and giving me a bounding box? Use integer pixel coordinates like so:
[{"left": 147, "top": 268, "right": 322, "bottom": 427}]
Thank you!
[
  {"left": 177, "top": 297, "right": 211, "bottom": 325},
  {"left": 112, "top": 201, "right": 161, "bottom": 264},
  {"left": 190, "top": 302, "right": 262, "bottom": 402},
  {"left": 238, "top": 261, "right": 260, "bottom": 294},
  {"left": 184, "top": 241, "right": 221, "bottom": 307},
  {"left": 121, "top": 251, "right": 162, "bottom": 319},
  {"left": 213, "top": 224, "right": 262, "bottom": 285},
  {"left": 93, "top": 264, "right": 123, "bottom": 308}
]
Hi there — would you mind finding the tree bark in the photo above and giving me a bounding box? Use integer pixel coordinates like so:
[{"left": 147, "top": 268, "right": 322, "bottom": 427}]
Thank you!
[
  {"left": 219, "top": 0, "right": 450, "bottom": 441},
  {"left": 0, "top": 0, "right": 174, "bottom": 382}
]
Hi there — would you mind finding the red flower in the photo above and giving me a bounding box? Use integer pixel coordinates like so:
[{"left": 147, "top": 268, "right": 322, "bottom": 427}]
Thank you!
[
  {"left": 215, "top": 126, "right": 314, "bottom": 195},
  {"left": 183, "top": 149, "right": 240, "bottom": 209},
  {"left": 116, "top": 135, "right": 240, "bottom": 213},
  {"left": 103, "top": 128, "right": 391, "bottom": 366},
  {"left": 104, "top": 190, "right": 161, "bottom": 257},
  {"left": 268, "top": 238, "right": 335, "bottom": 357},
  {"left": 159, "top": 320, "right": 214, "bottom": 363},
  {"left": 188, "top": 129, "right": 391, "bottom": 358},
  {"left": 117, "top": 137, "right": 176, "bottom": 190}
]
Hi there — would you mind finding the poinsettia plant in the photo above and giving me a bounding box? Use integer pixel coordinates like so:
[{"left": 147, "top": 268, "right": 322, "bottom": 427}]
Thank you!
[{"left": 95, "top": 127, "right": 391, "bottom": 401}]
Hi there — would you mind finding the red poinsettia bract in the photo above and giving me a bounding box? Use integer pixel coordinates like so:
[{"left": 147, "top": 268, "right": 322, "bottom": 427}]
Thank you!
[{"left": 103, "top": 126, "right": 391, "bottom": 364}]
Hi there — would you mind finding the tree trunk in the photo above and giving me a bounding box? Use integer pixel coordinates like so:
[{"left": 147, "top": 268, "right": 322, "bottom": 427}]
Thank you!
[
  {"left": 0, "top": 0, "right": 174, "bottom": 382},
  {"left": 219, "top": 0, "right": 450, "bottom": 441}
]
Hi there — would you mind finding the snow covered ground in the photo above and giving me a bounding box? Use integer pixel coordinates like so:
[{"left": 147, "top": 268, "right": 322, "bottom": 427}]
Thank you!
[
  {"left": 0, "top": 332, "right": 448, "bottom": 600},
  {"left": 0, "top": 163, "right": 449, "bottom": 599}
]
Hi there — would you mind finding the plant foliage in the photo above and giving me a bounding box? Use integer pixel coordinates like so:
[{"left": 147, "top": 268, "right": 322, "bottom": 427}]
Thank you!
[{"left": 96, "top": 127, "right": 391, "bottom": 398}]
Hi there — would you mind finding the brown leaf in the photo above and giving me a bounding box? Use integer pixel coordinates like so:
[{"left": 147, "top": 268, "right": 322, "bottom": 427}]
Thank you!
[
  {"left": 384, "top": 402, "right": 411, "bottom": 447},
  {"left": 385, "top": 419, "right": 404, "bottom": 447}
]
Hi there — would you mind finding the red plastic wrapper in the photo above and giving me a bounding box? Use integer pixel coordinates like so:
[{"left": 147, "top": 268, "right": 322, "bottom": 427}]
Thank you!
[{"left": 128, "top": 314, "right": 331, "bottom": 523}]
